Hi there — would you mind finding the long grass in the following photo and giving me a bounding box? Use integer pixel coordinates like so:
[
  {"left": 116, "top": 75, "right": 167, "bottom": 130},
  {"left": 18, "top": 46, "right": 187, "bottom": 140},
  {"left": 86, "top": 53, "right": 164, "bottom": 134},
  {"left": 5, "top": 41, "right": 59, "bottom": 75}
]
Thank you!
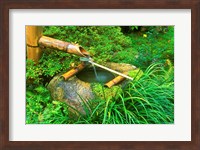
[
  {"left": 26, "top": 63, "right": 174, "bottom": 124},
  {"left": 70, "top": 63, "right": 174, "bottom": 124}
]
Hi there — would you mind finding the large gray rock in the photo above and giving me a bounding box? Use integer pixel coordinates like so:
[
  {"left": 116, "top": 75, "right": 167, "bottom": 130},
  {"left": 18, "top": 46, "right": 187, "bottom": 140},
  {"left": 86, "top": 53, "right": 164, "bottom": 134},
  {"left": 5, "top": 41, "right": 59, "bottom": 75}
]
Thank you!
[{"left": 47, "top": 62, "right": 138, "bottom": 115}]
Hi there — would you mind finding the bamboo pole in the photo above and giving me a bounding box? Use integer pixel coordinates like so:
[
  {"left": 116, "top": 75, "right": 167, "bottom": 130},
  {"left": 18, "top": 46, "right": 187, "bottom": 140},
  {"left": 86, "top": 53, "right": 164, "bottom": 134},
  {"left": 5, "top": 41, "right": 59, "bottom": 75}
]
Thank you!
[
  {"left": 104, "top": 72, "right": 128, "bottom": 88},
  {"left": 38, "top": 36, "right": 90, "bottom": 57},
  {"left": 62, "top": 63, "right": 86, "bottom": 80},
  {"left": 26, "top": 26, "right": 43, "bottom": 62}
]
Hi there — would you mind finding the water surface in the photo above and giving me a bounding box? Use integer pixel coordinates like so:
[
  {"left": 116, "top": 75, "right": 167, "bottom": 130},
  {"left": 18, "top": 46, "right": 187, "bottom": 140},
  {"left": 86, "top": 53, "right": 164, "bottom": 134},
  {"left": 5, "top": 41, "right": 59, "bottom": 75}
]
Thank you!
[{"left": 76, "top": 68, "right": 115, "bottom": 83}]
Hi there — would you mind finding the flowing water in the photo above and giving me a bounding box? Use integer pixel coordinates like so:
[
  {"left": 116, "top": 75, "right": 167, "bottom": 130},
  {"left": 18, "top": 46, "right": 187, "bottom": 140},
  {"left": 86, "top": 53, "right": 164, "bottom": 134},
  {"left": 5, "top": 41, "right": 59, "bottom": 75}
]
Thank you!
[
  {"left": 78, "top": 56, "right": 115, "bottom": 83},
  {"left": 87, "top": 56, "right": 100, "bottom": 82},
  {"left": 92, "top": 63, "right": 100, "bottom": 82}
]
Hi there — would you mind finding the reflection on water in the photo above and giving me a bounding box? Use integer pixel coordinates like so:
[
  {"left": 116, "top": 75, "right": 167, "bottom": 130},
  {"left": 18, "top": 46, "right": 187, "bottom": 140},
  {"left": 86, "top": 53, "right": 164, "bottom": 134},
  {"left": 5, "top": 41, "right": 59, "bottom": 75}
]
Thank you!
[{"left": 76, "top": 68, "right": 115, "bottom": 83}]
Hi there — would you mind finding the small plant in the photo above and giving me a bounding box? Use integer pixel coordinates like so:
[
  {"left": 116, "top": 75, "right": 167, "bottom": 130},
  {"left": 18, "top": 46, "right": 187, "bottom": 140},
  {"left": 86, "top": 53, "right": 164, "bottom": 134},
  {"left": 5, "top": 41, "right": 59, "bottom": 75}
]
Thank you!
[{"left": 26, "top": 85, "right": 70, "bottom": 124}]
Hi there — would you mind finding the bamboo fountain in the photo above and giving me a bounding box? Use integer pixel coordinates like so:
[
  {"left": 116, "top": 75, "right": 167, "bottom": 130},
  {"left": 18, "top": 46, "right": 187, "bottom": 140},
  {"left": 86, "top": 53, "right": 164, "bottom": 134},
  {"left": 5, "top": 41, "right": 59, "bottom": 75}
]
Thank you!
[{"left": 26, "top": 26, "right": 139, "bottom": 115}]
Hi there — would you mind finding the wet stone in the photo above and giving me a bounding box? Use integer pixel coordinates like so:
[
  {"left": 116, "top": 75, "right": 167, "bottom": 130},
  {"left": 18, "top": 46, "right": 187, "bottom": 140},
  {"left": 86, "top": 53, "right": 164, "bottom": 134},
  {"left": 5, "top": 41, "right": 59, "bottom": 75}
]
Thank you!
[{"left": 47, "top": 62, "right": 137, "bottom": 115}]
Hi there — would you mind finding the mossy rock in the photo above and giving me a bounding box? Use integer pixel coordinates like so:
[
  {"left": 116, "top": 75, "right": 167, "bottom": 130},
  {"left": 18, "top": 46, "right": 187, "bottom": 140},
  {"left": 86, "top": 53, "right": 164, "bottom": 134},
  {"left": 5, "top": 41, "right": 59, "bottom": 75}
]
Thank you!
[
  {"left": 47, "top": 62, "right": 140, "bottom": 115},
  {"left": 128, "top": 68, "right": 143, "bottom": 81},
  {"left": 47, "top": 75, "right": 94, "bottom": 115},
  {"left": 91, "top": 83, "right": 122, "bottom": 100}
]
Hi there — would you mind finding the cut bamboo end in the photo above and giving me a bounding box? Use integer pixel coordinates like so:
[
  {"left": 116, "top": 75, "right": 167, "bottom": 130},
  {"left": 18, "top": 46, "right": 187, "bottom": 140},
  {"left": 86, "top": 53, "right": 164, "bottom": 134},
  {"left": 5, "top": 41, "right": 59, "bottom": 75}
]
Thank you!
[
  {"left": 104, "top": 72, "right": 128, "bottom": 88},
  {"left": 26, "top": 26, "right": 43, "bottom": 46},
  {"left": 62, "top": 63, "right": 86, "bottom": 80}
]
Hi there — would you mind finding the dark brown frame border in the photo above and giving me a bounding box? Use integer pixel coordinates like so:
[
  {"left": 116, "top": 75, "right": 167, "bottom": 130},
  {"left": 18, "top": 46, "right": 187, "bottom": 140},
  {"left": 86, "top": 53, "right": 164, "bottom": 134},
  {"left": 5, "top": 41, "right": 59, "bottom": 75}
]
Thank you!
[{"left": 0, "top": 0, "right": 199, "bottom": 150}]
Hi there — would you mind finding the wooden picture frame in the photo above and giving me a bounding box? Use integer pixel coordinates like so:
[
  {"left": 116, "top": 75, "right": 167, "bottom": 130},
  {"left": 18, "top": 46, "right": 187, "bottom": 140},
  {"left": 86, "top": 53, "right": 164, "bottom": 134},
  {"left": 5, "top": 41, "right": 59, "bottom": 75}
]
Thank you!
[{"left": 0, "top": 0, "right": 199, "bottom": 149}]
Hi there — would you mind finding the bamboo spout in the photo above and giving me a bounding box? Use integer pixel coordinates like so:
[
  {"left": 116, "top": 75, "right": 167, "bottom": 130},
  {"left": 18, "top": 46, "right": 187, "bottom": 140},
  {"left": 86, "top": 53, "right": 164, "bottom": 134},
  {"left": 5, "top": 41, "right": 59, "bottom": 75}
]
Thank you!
[{"left": 38, "top": 36, "right": 90, "bottom": 57}]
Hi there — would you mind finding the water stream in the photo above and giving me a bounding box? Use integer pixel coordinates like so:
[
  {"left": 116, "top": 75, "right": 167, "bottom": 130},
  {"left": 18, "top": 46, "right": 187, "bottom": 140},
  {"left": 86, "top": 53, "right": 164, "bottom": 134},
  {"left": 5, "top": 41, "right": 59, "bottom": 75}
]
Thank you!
[
  {"left": 92, "top": 63, "right": 100, "bottom": 82},
  {"left": 77, "top": 56, "right": 115, "bottom": 83},
  {"left": 88, "top": 56, "right": 100, "bottom": 82}
]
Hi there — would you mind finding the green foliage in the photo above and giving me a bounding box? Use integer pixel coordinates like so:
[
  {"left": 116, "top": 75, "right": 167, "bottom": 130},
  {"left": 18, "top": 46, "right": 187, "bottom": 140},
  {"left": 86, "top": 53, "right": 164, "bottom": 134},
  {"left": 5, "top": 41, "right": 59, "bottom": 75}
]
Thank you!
[
  {"left": 128, "top": 68, "right": 143, "bottom": 81},
  {"left": 26, "top": 26, "right": 174, "bottom": 124},
  {"left": 26, "top": 85, "right": 70, "bottom": 124},
  {"left": 26, "top": 85, "right": 50, "bottom": 123},
  {"left": 121, "top": 63, "right": 174, "bottom": 124},
  {"left": 26, "top": 50, "right": 74, "bottom": 86},
  {"left": 26, "top": 60, "right": 43, "bottom": 85},
  {"left": 130, "top": 26, "right": 139, "bottom": 31},
  {"left": 120, "top": 26, "right": 139, "bottom": 34},
  {"left": 38, "top": 48, "right": 73, "bottom": 78},
  {"left": 110, "top": 49, "right": 137, "bottom": 64},
  {"left": 131, "top": 26, "right": 174, "bottom": 70},
  {"left": 43, "top": 26, "right": 132, "bottom": 64},
  {"left": 91, "top": 83, "right": 122, "bottom": 100},
  {"left": 68, "top": 63, "right": 174, "bottom": 124}
]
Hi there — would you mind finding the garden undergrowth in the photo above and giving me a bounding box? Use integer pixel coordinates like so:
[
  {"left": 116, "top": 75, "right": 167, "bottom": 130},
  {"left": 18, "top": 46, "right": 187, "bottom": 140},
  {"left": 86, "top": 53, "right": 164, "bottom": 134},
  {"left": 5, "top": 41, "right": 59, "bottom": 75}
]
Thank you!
[{"left": 26, "top": 26, "right": 174, "bottom": 124}]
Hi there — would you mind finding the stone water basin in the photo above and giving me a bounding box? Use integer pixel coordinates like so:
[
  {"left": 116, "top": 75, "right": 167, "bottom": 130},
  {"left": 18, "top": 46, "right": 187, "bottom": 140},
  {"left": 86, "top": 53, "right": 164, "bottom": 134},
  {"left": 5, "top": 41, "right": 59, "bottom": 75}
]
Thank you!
[{"left": 47, "top": 62, "right": 138, "bottom": 115}]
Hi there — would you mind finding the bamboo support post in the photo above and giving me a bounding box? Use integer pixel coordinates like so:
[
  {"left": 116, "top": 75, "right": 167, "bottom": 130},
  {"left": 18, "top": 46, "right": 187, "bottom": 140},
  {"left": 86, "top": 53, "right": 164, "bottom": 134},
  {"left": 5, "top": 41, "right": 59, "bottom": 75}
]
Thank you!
[
  {"left": 38, "top": 36, "right": 90, "bottom": 57},
  {"left": 26, "top": 26, "right": 43, "bottom": 62},
  {"left": 62, "top": 63, "right": 86, "bottom": 80},
  {"left": 104, "top": 72, "right": 128, "bottom": 88}
]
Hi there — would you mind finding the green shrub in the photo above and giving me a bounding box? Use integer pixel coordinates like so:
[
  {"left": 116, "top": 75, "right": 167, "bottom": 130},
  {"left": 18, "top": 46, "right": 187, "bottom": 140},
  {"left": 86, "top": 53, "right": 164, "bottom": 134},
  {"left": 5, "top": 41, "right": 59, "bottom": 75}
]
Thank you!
[
  {"left": 130, "top": 26, "right": 174, "bottom": 70},
  {"left": 26, "top": 85, "right": 70, "bottom": 124},
  {"left": 43, "top": 26, "right": 132, "bottom": 63}
]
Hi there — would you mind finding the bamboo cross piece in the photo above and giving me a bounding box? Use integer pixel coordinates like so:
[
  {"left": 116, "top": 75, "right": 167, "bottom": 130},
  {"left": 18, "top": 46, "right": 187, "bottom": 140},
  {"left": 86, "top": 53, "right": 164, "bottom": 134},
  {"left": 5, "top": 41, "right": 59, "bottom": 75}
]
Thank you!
[
  {"left": 62, "top": 63, "right": 86, "bottom": 80},
  {"left": 88, "top": 61, "right": 133, "bottom": 80}
]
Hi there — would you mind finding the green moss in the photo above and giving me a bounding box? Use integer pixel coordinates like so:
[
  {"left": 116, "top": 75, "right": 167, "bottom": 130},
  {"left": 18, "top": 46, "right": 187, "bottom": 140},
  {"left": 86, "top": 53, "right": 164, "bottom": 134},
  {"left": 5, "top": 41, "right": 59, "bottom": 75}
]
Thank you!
[
  {"left": 91, "top": 83, "right": 122, "bottom": 100},
  {"left": 128, "top": 68, "right": 143, "bottom": 81},
  {"left": 90, "top": 68, "right": 142, "bottom": 100}
]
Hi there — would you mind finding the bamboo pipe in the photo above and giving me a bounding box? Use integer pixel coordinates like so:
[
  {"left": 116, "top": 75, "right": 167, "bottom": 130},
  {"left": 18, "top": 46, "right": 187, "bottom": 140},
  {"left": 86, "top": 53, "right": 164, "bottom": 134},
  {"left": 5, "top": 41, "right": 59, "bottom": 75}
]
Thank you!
[
  {"left": 104, "top": 72, "right": 128, "bottom": 88},
  {"left": 38, "top": 36, "right": 90, "bottom": 57},
  {"left": 62, "top": 63, "right": 86, "bottom": 80},
  {"left": 88, "top": 61, "right": 133, "bottom": 80}
]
